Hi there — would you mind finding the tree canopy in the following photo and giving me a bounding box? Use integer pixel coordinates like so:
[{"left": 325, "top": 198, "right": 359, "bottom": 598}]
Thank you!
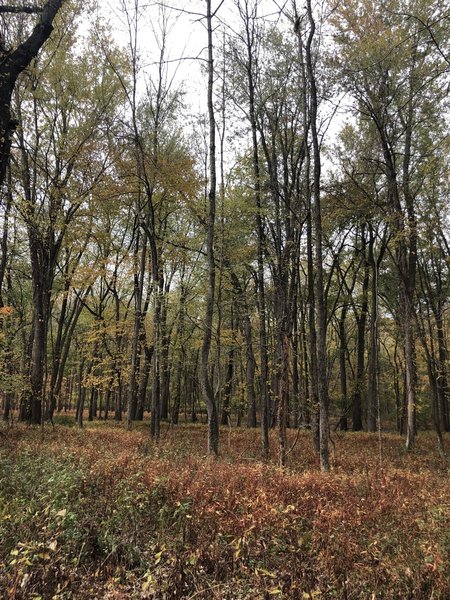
[{"left": 0, "top": 0, "right": 449, "bottom": 465}]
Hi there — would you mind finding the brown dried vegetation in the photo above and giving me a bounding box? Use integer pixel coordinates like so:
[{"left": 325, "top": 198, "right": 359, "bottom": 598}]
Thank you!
[{"left": 0, "top": 423, "right": 449, "bottom": 599}]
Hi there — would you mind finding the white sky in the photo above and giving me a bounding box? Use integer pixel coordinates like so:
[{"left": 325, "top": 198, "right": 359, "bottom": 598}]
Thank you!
[{"left": 93, "top": 0, "right": 345, "bottom": 173}]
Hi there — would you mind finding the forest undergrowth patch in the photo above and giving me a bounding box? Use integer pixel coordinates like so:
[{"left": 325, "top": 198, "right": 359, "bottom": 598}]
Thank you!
[{"left": 0, "top": 423, "right": 449, "bottom": 599}]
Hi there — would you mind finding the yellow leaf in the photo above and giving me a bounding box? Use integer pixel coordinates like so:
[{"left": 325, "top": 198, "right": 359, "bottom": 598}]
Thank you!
[{"left": 256, "top": 567, "right": 275, "bottom": 577}]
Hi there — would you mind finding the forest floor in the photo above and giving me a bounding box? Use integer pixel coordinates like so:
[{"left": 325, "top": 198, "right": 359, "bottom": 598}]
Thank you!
[{"left": 0, "top": 420, "right": 449, "bottom": 599}]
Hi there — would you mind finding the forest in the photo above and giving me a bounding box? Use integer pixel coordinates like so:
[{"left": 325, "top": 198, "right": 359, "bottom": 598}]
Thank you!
[{"left": 0, "top": 0, "right": 449, "bottom": 598}]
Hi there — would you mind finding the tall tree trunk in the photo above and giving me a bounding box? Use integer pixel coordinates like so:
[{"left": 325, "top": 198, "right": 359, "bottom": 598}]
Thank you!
[
  {"left": 352, "top": 226, "right": 369, "bottom": 431},
  {"left": 0, "top": 183, "right": 12, "bottom": 421},
  {"left": 305, "top": 0, "right": 329, "bottom": 470},
  {"left": 244, "top": 311, "right": 257, "bottom": 428},
  {"left": 160, "top": 290, "right": 171, "bottom": 421},
  {"left": 238, "top": 0, "right": 270, "bottom": 457},
  {"left": 366, "top": 228, "right": 378, "bottom": 432},
  {"left": 127, "top": 224, "right": 146, "bottom": 427},
  {"left": 200, "top": 0, "right": 219, "bottom": 455},
  {"left": 171, "top": 351, "right": 183, "bottom": 425},
  {"left": 28, "top": 251, "right": 52, "bottom": 424},
  {"left": 150, "top": 284, "right": 162, "bottom": 440},
  {"left": 338, "top": 304, "right": 348, "bottom": 431},
  {"left": 221, "top": 340, "right": 234, "bottom": 426},
  {"left": 435, "top": 312, "right": 449, "bottom": 431},
  {"left": 402, "top": 96, "right": 418, "bottom": 452}
]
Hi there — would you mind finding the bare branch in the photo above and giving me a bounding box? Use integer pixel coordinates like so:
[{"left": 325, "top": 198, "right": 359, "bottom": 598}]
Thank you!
[{"left": 0, "top": 5, "right": 43, "bottom": 14}]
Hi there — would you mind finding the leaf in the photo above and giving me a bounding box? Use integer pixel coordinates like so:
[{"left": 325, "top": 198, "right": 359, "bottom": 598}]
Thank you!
[
  {"left": 256, "top": 567, "right": 275, "bottom": 577},
  {"left": 48, "top": 540, "right": 58, "bottom": 552},
  {"left": 56, "top": 509, "right": 67, "bottom": 517}
]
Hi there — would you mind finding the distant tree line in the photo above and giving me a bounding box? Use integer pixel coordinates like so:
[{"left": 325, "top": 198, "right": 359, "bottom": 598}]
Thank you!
[{"left": 0, "top": 0, "right": 449, "bottom": 468}]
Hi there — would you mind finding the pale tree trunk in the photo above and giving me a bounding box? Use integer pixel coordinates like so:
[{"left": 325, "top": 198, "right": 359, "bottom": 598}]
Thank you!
[{"left": 402, "top": 93, "right": 418, "bottom": 452}]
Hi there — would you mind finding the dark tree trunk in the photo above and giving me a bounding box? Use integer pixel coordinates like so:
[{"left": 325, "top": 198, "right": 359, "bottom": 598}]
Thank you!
[
  {"left": 302, "top": 0, "right": 329, "bottom": 470},
  {"left": 352, "top": 227, "right": 369, "bottom": 431},
  {"left": 237, "top": 0, "right": 270, "bottom": 457},
  {"left": 0, "top": 0, "right": 64, "bottom": 191},
  {"left": 338, "top": 305, "right": 348, "bottom": 431},
  {"left": 199, "top": 0, "right": 219, "bottom": 456},
  {"left": 127, "top": 226, "right": 146, "bottom": 427},
  {"left": 76, "top": 358, "right": 85, "bottom": 428},
  {"left": 366, "top": 228, "right": 378, "bottom": 432},
  {"left": 221, "top": 338, "right": 234, "bottom": 426},
  {"left": 160, "top": 292, "right": 171, "bottom": 421},
  {"left": 435, "top": 314, "right": 450, "bottom": 431},
  {"left": 171, "top": 352, "right": 183, "bottom": 425},
  {"left": 244, "top": 312, "right": 257, "bottom": 428},
  {"left": 136, "top": 345, "right": 152, "bottom": 420}
]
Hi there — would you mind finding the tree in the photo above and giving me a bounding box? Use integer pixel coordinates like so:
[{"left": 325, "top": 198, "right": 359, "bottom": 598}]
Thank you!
[
  {"left": 0, "top": 0, "right": 64, "bottom": 193},
  {"left": 294, "top": 0, "right": 330, "bottom": 470},
  {"left": 333, "top": 0, "right": 450, "bottom": 447},
  {"left": 12, "top": 8, "right": 124, "bottom": 423},
  {"left": 199, "top": 0, "right": 220, "bottom": 455}
]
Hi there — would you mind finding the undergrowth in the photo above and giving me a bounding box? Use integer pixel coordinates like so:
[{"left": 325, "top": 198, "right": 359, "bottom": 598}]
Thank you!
[{"left": 0, "top": 423, "right": 449, "bottom": 599}]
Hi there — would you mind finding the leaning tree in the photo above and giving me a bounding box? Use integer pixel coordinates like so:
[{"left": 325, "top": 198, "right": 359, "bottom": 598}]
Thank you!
[{"left": 0, "top": 1, "right": 64, "bottom": 193}]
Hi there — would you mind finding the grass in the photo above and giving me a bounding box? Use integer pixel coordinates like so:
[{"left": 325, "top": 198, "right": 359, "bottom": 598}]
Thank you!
[{"left": 0, "top": 421, "right": 449, "bottom": 599}]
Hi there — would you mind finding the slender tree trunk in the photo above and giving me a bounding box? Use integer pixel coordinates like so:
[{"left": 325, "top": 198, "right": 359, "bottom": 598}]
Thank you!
[
  {"left": 367, "top": 229, "right": 378, "bottom": 432},
  {"left": 338, "top": 305, "right": 348, "bottom": 431},
  {"left": 171, "top": 352, "right": 183, "bottom": 425},
  {"left": 352, "top": 227, "right": 369, "bottom": 431},
  {"left": 244, "top": 311, "right": 257, "bottom": 428},
  {"left": 305, "top": 0, "right": 329, "bottom": 470},
  {"left": 151, "top": 288, "right": 162, "bottom": 440},
  {"left": 76, "top": 359, "right": 85, "bottom": 428},
  {"left": 0, "top": 185, "right": 12, "bottom": 422},
  {"left": 237, "top": 0, "right": 270, "bottom": 456},
  {"left": 402, "top": 101, "right": 418, "bottom": 451},
  {"left": 171, "top": 279, "right": 187, "bottom": 425},
  {"left": 128, "top": 225, "right": 146, "bottom": 427},
  {"left": 160, "top": 291, "right": 171, "bottom": 421},
  {"left": 136, "top": 345, "right": 152, "bottom": 420},
  {"left": 199, "top": 0, "right": 219, "bottom": 455},
  {"left": 221, "top": 342, "right": 234, "bottom": 426},
  {"left": 435, "top": 312, "right": 449, "bottom": 431}
]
